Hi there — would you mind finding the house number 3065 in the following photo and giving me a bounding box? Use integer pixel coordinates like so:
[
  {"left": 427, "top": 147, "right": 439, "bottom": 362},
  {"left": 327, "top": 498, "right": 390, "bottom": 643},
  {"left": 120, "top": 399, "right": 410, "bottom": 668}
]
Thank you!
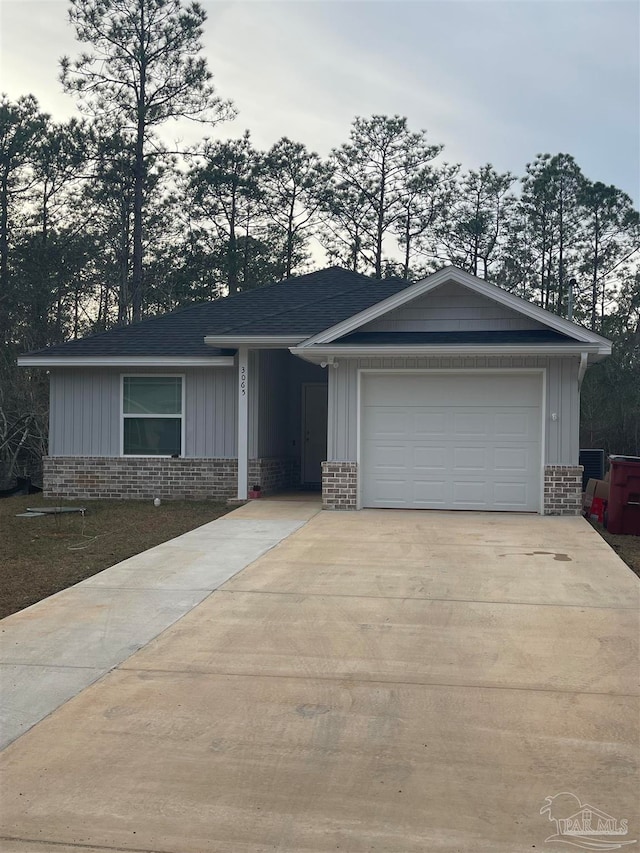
[{"left": 240, "top": 366, "right": 247, "bottom": 396}]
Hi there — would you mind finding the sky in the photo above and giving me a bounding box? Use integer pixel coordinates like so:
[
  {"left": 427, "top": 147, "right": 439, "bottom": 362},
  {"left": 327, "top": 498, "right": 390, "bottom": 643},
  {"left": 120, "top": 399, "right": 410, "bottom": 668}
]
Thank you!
[{"left": 0, "top": 0, "right": 638, "bottom": 205}]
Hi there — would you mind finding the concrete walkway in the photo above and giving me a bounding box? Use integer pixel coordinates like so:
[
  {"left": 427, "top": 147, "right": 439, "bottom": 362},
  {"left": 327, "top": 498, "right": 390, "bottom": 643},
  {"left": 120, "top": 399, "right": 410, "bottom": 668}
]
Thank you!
[
  {"left": 1, "top": 503, "right": 638, "bottom": 852},
  {"left": 0, "top": 498, "right": 320, "bottom": 749}
]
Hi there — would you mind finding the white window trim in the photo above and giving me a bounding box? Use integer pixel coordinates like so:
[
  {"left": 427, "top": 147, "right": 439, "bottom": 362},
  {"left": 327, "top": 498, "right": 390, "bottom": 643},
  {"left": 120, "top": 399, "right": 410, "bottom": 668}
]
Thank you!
[{"left": 120, "top": 373, "right": 186, "bottom": 458}]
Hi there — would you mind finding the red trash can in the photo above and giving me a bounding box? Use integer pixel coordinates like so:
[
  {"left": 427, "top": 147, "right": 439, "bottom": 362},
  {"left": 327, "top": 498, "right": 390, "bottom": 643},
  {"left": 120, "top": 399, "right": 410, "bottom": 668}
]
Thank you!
[{"left": 606, "top": 455, "right": 640, "bottom": 535}]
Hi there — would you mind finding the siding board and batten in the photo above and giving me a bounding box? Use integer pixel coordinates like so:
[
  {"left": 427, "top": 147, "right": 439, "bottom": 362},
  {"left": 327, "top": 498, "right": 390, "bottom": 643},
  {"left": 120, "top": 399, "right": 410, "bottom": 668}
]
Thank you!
[
  {"left": 327, "top": 355, "right": 580, "bottom": 466},
  {"left": 185, "top": 366, "right": 237, "bottom": 457},
  {"left": 49, "top": 367, "right": 237, "bottom": 458},
  {"left": 49, "top": 353, "right": 327, "bottom": 463},
  {"left": 257, "top": 349, "right": 290, "bottom": 458},
  {"left": 49, "top": 370, "right": 120, "bottom": 456},
  {"left": 364, "top": 282, "right": 545, "bottom": 333}
]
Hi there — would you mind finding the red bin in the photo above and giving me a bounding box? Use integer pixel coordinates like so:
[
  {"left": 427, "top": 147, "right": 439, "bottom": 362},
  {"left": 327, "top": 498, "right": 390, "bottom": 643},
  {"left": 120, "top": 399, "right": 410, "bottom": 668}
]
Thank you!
[{"left": 606, "top": 455, "right": 640, "bottom": 535}]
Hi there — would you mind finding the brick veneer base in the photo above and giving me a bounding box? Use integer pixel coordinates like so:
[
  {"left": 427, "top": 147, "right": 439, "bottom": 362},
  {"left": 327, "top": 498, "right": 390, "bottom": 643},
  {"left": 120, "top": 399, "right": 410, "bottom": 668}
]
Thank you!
[
  {"left": 543, "top": 465, "right": 583, "bottom": 516},
  {"left": 322, "top": 461, "right": 357, "bottom": 510},
  {"left": 43, "top": 457, "right": 238, "bottom": 501},
  {"left": 43, "top": 455, "right": 301, "bottom": 501},
  {"left": 248, "top": 457, "right": 300, "bottom": 497}
]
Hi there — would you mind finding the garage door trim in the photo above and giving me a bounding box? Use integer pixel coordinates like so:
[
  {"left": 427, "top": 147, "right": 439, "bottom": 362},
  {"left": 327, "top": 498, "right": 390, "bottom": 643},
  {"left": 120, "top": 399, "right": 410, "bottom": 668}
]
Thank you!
[{"left": 356, "top": 368, "right": 547, "bottom": 512}]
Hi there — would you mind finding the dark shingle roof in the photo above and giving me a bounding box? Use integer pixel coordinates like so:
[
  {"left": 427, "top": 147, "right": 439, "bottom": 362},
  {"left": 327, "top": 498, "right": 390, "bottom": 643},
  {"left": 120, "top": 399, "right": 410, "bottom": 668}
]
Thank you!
[
  {"left": 22, "top": 267, "right": 410, "bottom": 358},
  {"left": 333, "top": 330, "right": 575, "bottom": 345}
]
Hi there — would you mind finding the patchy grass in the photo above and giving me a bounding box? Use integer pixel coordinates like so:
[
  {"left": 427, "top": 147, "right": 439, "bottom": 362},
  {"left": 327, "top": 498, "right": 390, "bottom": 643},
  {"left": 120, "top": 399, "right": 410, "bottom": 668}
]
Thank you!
[
  {"left": 589, "top": 519, "right": 640, "bottom": 580},
  {"left": 0, "top": 495, "right": 230, "bottom": 619}
]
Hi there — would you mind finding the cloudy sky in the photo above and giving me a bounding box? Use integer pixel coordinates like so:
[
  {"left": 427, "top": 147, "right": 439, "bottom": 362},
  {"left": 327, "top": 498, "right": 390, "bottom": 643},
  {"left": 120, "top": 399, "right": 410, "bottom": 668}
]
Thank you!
[{"left": 1, "top": 0, "right": 638, "bottom": 204}]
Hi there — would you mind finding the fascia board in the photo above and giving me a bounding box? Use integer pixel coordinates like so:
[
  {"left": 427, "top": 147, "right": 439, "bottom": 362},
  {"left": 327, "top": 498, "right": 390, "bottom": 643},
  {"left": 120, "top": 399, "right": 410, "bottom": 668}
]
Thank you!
[
  {"left": 290, "top": 343, "right": 605, "bottom": 362},
  {"left": 204, "top": 335, "right": 304, "bottom": 348},
  {"left": 17, "top": 355, "right": 235, "bottom": 368},
  {"left": 299, "top": 266, "right": 611, "bottom": 347}
]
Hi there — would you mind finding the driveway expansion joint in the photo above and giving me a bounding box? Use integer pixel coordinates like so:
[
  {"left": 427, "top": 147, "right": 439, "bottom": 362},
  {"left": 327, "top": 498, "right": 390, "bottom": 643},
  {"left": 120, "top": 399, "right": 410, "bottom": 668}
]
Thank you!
[
  {"left": 218, "top": 587, "right": 640, "bottom": 610},
  {"left": 113, "top": 666, "right": 640, "bottom": 699},
  {"left": 0, "top": 835, "right": 180, "bottom": 853}
]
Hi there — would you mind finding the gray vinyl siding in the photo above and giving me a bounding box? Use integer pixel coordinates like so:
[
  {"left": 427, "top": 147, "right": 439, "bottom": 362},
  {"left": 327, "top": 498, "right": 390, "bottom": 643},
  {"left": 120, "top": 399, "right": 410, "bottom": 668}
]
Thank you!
[
  {"left": 49, "top": 366, "right": 237, "bottom": 458},
  {"left": 49, "top": 369, "right": 121, "bottom": 456},
  {"left": 327, "top": 356, "right": 580, "bottom": 466},
  {"left": 364, "top": 282, "right": 544, "bottom": 332},
  {"left": 545, "top": 357, "right": 581, "bottom": 465},
  {"left": 257, "top": 349, "right": 290, "bottom": 458},
  {"left": 185, "top": 366, "right": 237, "bottom": 457}
]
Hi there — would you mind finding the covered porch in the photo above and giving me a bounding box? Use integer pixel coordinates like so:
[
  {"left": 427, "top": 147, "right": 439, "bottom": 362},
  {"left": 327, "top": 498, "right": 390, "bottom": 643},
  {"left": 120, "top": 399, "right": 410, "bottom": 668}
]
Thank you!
[{"left": 236, "top": 348, "right": 327, "bottom": 500}]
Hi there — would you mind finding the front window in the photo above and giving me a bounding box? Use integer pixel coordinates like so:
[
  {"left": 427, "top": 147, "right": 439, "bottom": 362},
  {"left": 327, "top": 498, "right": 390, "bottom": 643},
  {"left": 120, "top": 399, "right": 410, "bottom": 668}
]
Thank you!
[{"left": 122, "top": 376, "right": 183, "bottom": 456}]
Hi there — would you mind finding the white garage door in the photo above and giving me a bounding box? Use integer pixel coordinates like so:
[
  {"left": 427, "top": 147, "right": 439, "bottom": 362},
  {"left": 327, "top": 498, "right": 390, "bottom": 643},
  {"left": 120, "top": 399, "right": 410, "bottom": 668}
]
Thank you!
[{"left": 361, "top": 373, "right": 542, "bottom": 511}]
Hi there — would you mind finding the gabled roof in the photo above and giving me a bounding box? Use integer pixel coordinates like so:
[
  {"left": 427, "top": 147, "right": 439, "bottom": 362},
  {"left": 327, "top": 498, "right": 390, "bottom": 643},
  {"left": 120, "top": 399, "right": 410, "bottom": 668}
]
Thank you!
[
  {"left": 299, "top": 266, "right": 611, "bottom": 350},
  {"left": 19, "top": 264, "right": 612, "bottom": 367},
  {"left": 18, "top": 267, "right": 410, "bottom": 364}
]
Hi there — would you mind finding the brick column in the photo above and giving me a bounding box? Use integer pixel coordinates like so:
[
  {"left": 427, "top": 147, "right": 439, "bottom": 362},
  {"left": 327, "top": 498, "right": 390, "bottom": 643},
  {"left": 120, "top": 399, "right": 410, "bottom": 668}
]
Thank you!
[
  {"left": 321, "top": 461, "right": 357, "bottom": 510},
  {"left": 543, "top": 465, "right": 583, "bottom": 515}
]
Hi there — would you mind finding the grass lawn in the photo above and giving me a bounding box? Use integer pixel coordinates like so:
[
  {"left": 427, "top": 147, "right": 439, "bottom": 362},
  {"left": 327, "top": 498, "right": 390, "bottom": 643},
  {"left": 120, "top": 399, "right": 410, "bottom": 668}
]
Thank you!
[
  {"left": 589, "top": 519, "right": 640, "bottom": 580},
  {"left": 0, "top": 495, "right": 230, "bottom": 619}
]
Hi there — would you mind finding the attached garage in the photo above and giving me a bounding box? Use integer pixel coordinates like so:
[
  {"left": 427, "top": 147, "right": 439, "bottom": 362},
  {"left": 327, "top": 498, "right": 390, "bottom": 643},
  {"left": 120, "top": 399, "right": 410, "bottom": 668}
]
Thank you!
[
  {"left": 360, "top": 372, "right": 543, "bottom": 511},
  {"left": 291, "top": 266, "right": 611, "bottom": 515}
]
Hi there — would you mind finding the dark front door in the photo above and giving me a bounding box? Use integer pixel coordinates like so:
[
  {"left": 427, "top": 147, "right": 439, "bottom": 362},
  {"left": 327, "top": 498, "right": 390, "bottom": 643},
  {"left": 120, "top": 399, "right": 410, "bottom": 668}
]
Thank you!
[{"left": 302, "top": 383, "right": 328, "bottom": 485}]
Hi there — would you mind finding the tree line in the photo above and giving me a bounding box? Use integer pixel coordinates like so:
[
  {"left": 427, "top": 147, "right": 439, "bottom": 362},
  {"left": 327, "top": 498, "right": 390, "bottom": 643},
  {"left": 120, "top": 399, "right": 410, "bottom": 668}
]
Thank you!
[{"left": 1, "top": 0, "right": 639, "bottom": 484}]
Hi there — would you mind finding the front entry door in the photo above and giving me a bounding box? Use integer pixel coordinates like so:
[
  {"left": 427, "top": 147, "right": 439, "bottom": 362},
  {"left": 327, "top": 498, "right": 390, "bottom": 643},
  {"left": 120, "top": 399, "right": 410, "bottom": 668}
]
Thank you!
[{"left": 302, "top": 383, "right": 328, "bottom": 485}]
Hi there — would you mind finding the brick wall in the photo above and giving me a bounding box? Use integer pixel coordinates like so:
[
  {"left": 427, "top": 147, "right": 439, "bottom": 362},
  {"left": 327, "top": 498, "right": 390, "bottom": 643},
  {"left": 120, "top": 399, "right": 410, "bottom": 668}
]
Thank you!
[
  {"left": 43, "top": 457, "right": 239, "bottom": 501},
  {"left": 43, "top": 455, "right": 302, "bottom": 501},
  {"left": 543, "top": 465, "right": 583, "bottom": 516},
  {"left": 248, "top": 457, "right": 300, "bottom": 496},
  {"left": 322, "top": 461, "right": 357, "bottom": 510}
]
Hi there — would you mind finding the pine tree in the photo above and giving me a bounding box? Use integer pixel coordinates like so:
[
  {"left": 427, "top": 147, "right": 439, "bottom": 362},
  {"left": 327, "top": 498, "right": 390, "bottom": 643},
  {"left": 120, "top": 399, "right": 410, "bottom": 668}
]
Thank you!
[{"left": 61, "top": 0, "right": 233, "bottom": 321}]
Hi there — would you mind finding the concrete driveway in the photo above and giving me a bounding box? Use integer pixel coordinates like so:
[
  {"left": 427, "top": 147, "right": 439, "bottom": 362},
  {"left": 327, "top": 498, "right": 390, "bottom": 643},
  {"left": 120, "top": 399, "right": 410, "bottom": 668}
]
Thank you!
[{"left": 1, "top": 500, "right": 638, "bottom": 852}]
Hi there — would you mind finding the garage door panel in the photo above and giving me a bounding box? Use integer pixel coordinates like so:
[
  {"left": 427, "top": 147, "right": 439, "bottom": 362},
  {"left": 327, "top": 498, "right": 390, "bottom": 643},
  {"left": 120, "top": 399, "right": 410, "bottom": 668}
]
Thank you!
[
  {"left": 412, "top": 411, "right": 449, "bottom": 438},
  {"left": 367, "top": 443, "right": 407, "bottom": 469},
  {"left": 362, "top": 373, "right": 541, "bottom": 408},
  {"left": 414, "top": 445, "right": 449, "bottom": 469},
  {"left": 413, "top": 479, "right": 448, "bottom": 504},
  {"left": 453, "top": 446, "right": 488, "bottom": 470},
  {"left": 364, "top": 409, "right": 409, "bottom": 439},
  {"left": 452, "top": 481, "right": 487, "bottom": 505},
  {"left": 493, "top": 481, "right": 529, "bottom": 507},
  {"left": 371, "top": 478, "right": 412, "bottom": 505},
  {"left": 361, "top": 374, "right": 542, "bottom": 512},
  {"left": 492, "top": 446, "right": 533, "bottom": 473},
  {"left": 493, "top": 411, "right": 535, "bottom": 439},
  {"left": 453, "top": 412, "right": 490, "bottom": 437}
]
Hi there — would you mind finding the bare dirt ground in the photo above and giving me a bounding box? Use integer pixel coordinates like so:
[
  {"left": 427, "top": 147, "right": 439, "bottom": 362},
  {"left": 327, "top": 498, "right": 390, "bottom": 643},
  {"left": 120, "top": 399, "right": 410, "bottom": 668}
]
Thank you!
[{"left": 589, "top": 518, "right": 640, "bottom": 579}]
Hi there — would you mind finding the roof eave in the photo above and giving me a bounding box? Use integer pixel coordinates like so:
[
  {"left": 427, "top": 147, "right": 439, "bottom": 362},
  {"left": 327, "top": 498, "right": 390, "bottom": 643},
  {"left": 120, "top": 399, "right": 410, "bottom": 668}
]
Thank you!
[
  {"left": 17, "top": 355, "right": 235, "bottom": 368},
  {"left": 204, "top": 335, "right": 305, "bottom": 348},
  {"left": 290, "top": 343, "right": 609, "bottom": 364}
]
